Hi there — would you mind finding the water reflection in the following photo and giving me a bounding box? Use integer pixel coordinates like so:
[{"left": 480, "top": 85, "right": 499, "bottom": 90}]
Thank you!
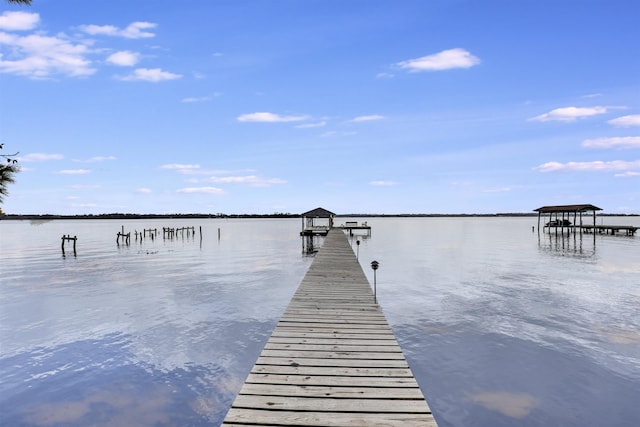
[
  {"left": 467, "top": 391, "right": 538, "bottom": 419},
  {"left": 0, "top": 329, "right": 263, "bottom": 426},
  {"left": 537, "top": 231, "right": 596, "bottom": 258}
]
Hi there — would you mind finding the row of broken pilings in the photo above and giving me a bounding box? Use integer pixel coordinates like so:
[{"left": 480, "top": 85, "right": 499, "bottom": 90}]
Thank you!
[
  {"left": 62, "top": 225, "right": 219, "bottom": 255},
  {"left": 116, "top": 225, "right": 206, "bottom": 246}
]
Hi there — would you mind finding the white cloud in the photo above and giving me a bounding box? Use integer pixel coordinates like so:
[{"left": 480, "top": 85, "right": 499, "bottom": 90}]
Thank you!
[
  {"left": 0, "top": 32, "right": 95, "bottom": 78},
  {"left": 350, "top": 115, "right": 385, "bottom": 123},
  {"left": 529, "top": 106, "right": 608, "bottom": 122},
  {"left": 535, "top": 160, "right": 640, "bottom": 172},
  {"left": 321, "top": 131, "right": 357, "bottom": 137},
  {"left": 117, "top": 68, "right": 182, "bottom": 82},
  {"left": 176, "top": 187, "right": 225, "bottom": 194},
  {"left": 57, "top": 169, "right": 91, "bottom": 175},
  {"left": 608, "top": 114, "right": 640, "bottom": 127},
  {"left": 181, "top": 93, "right": 220, "bottom": 103},
  {"left": 161, "top": 163, "right": 201, "bottom": 173},
  {"left": 0, "top": 11, "right": 39, "bottom": 31},
  {"left": 136, "top": 188, "right": 152, "bottom": 193},
  {"left": 79, "top": 21, "right": 157, "bottom": 39},
  {"left": 19, "top": 153, "right": 64, "bottom": 162},
  {"left": 106, "top": 50, "right": 140, "bottom": 66},
  {"left": 396, "top": 48, "right": 480, "bottom": 72},
  {"left": 205, "top": 175, "right": 286, "bottom": 187},
  {"left": 582, "top": 136, "right": 640, "bottom": 149},
  {"left": 614, "top": 171, "right": 640, "bottom": 177},
  {"left": 237, "top": 112, "right": 309, "bottom": 123},
  {"left": 87, "top": 155, "right": 116, "bottom": 162},
  {"left": 376, "top": 72, "right": 394, "bottom": 79},
  {"left": 295, "top": 121, "right": 327, "bottom": 128},
  {"left": 369, "top": 180, "right": 398, "bottom": 186}
]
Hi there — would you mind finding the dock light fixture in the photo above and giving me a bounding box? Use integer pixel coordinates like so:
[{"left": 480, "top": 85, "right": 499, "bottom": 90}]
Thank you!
[{"left": 370, "top": 260, "right": 379, "bottom": 303}]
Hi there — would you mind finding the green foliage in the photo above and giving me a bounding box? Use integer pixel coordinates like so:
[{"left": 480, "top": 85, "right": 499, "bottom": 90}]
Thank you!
[{"left": 0, "top": 144, "right": 19, "bottom": 204}]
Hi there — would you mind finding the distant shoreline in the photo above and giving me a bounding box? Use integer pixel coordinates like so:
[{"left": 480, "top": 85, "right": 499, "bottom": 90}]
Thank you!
[{"left": 1, "top": 212, "right": 637, "bottom": 220}]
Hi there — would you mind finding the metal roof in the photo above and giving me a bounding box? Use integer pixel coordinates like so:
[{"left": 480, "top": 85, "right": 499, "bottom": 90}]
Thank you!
[
  {"left": 301, "top": 207, "right": 335, "bottom": 217},
  {"left": 534, "top": 204, "right": 602, "bottom": 213}
]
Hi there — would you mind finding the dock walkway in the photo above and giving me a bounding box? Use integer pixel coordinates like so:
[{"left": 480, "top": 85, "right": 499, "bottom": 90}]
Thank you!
[{"left": 222, "top": 228, "right": 437, "bottom": 426}]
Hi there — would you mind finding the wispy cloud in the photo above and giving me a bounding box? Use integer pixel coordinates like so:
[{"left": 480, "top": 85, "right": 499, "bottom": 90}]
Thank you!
[
  {"left": 19, "top": 153, "right": 64, "bottom": 162},
  {"left": 529, "top": 106, "right": 608, "bottom": 122},
  {"left": 321, "top": 131, "right": 357, "bottom": 138},
  {"left": 582, "top": 136, "right": 640, "bottom": 149},
  {"left": 136, "top": 188, "right": 152, "bottom": 194},
  {"left": 350, "top": 115, "right": 385, "bottom": 123},
  {"left": 614, "top": 171, "right": 640, "bottom": 178},
  {"left": 106, "top": 50, "right": 140, "bottom": 66},
  {"left": 237, "top": 112, "right": 309, "bottom": 123},
  {"left": 0, "top": 11, "right": 39, "bottom": 31},
  {"left": 608, "top": 114, "right": 640, "bottom": 127},
  {"left": 176, "top": 186, "right": 225, "bottom": 194},
  {"left": 161, "top": 163, "right": 201, "bottom": 173},
  {"left": 535, "top": 160, "right": 640, "bottom": 172},
  {"left": 74, "top": 155, "right": 117, "bottom": 163},
  {"left": 295, "top": 121, "right": 327, "bottom": 128},
  {"left": 117, "top": 68, "right": 182, "bottom": 82},
  {"left": 79, "top": 21, "right": 157, "bottom": 39},
  {"left": 57, "top": 169, "right": 91, "bottom": 175},
  {"left": 396, "top": 48, "right": 480, "bottom": 72},
  {"left": 205, "top": 175, "right": 286, "bottom": 187},
  {"left": 369, "top": 180, "right": 398, "bottom": 186},
  {"left": 181, "top": 93, "right": 220, "bottom": 103}
]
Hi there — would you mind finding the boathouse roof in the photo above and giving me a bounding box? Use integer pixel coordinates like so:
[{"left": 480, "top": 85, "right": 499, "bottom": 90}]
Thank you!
[
  {"left": 534, "top": 204, "right": 602, "bottom": 213},
  {"left": 301, "top": 207, "right": 335, "bottom": 217}
]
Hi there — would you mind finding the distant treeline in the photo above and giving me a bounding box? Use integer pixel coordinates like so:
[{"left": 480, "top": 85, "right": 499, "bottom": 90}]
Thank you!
[
  {"left": 2, "top": 212, "right": 637, "bottom": 220},
  {"left": 0, "top": 213, "right": 299, "bottom": 220}
]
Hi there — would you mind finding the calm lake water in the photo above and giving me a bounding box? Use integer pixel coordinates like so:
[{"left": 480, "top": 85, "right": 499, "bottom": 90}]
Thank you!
[{"left": 1, "top": 217, "right": 639, "bottom": 426}]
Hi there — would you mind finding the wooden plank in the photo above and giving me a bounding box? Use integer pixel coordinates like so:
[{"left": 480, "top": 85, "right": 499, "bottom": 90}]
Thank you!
[
  {"left": 230, "top": 394, "right": 430, "bottom": 413},
  {"left": 255, "top": 356, "right": 409, "bottom": 368},
  {"left": 237, "top": 383, "right": 425, "bottom": 399},
  {"left": 263, "top": 343, "right": 404, "bottom": 353},
  {"left": 222, "top": 408, "right": 438, "bottom": 427},
  {"left": 260, "top": 349, "right": 407, "bottom": 360},
  {"left": 251, "top": 365, "right": 415, "bottom": 377},
  {"left": 245, "top": 373, "right": 422, "bottom": 388},
  {"left": 267, "top": 337, "right": 400, "bottom": 346},
  {"left": 270, "top": 331, "right": 396, "bottom": 340}
]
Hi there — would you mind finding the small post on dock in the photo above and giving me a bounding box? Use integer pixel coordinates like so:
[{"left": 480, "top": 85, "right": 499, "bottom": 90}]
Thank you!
[
  {"left": 356, "top": 239, "right": 360, "bottom": 259},
  {"left": 371, "top": 260, "right": 379, "bottom": 304}
]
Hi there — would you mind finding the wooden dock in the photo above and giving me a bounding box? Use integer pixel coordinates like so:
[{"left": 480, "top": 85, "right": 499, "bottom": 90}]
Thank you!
[
  {"left": 579, "top": 224, "right": 638, "bottom": 236},
  {"left": 222, "top": 228, "right": 437, "bottom": 426}
]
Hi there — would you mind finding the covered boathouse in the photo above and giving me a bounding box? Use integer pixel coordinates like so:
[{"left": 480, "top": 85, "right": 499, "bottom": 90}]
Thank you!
[
  {"left": 300, "top": 207, "right": 335, "bottom": 236},
  {"left": 534, "top": 204, "right": 601, "bottom": 233}
]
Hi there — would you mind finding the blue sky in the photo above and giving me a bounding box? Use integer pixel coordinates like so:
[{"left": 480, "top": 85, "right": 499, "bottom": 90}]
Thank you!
[{"left": 1, "top": 0, "right": 639, "bottom": 215}]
